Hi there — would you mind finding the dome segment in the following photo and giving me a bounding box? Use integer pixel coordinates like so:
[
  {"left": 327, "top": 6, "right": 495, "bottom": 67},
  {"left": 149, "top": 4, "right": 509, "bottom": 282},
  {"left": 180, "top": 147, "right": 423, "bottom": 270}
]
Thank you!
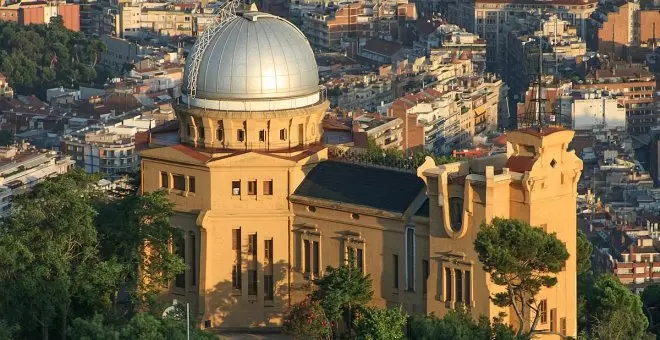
[{"left": 183, "top": 11, "right": 320, "bottom": 104}]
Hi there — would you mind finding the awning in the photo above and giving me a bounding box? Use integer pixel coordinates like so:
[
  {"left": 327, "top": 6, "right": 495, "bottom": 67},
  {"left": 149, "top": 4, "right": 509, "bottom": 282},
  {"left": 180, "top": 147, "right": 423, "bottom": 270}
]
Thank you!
[{"left": 474, "top": 106, "right": 487, "bottom": 116}]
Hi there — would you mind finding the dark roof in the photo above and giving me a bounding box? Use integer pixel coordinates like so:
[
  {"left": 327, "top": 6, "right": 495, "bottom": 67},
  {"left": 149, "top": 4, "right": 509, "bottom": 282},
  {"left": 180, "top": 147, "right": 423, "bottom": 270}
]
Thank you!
[
  {"left": 415, "top": 199, "right": 429, "bottom": 217},
  {"left": 362, "top": 39, "right": 404, "bottom": 57},
  {"left": 294, "top": 160, "right": 424, "bottom": 213}
]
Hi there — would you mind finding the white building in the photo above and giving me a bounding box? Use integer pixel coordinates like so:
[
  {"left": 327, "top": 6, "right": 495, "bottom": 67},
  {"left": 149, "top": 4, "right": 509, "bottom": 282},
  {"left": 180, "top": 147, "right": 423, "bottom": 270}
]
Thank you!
[{"left": 559, "top": 90, "right": 627, "bottom": 130}]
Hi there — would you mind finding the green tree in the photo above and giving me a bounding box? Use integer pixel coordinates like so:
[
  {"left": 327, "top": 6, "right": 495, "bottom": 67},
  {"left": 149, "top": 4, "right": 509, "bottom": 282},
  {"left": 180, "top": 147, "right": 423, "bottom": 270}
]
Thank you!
[
  {"left": 0, "top": 130, "right": 14, "bottom": 146},
  {"left": 0, "top": 170, "right": 124, "bottom": 340},
  {"left": 353, "top": 306, "right": 408, "bottom": 340},
  {"left": 473, "top": 218, "right": 569, "bottom": 337},
  {"left": 312, "top": 256, "right": 373, "bottom": 336},
  {"left": 642, "top": 283, "right": 660, "bottom": 335},
  {"left": 283, "top": 297, "right": 331, "bottom": 339},
  {"left": 577, "top": 230, "right": 593, "bottom": 275},
  {"left": 96, "top": 191, "right": 185, "bottom": 311},
  {"left": 68, "top": 315, "right": 117, "bottom": 340},
  {"left": 408, "top": 309, "right": 522, "bottom": 340},
  {"left": 583, "top": 274, "right": 649, "bottom": 339},
  {"left": 119, "top": 312, "right": 215, "bottom": 340}
]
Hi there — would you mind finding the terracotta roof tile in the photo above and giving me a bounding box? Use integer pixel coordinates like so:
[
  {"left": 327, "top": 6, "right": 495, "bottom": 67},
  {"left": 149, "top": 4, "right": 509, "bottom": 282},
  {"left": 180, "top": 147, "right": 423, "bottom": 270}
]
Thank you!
[{"left": 506, "top": 155, "right": 536, "bottom": 173}]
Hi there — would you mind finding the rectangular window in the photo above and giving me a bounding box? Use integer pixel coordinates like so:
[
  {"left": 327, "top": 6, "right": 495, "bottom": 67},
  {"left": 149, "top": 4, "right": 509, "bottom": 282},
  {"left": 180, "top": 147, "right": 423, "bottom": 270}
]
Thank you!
[
  {"left": 560, "top": 317, "right": 566, "bottom": 336},
  {"left": 190, "top": 232, "right": 196, "bottom": 286},
  {"left": 465, "top": 270, "right": 471, "bottom": 303},
  {"left": 232, "top": 228, "right": 242, "bottom": 290},
  {"left": 248, "top": 233, "right": 257, "bottom": 257},
  {"left": 445, "top": 267, "right": 452, "bottom": 302},
  {"left": 198, "top": 126, "right": 205, "bottom": 139},
  {"left": 356, "top": 248, "right": 364, "bottom": 272},
  {"left": 540, "top": 300, "right": 547, "bottom": 324},
  {"left": 248, "top": 269, "right": 257, "bottom": 295},
  {"left": 280, "top": 128, "right": 287, "bottom": 140},
  {"left": 175, "top": 235, "right": 186, "bottom": 289},
  {"left": 263, "top": 180, "right": 273, "bottom": 195},
  {"left": 232, "top": 180, "right": 241, "bottom": 195},
  {"left": 160, "top": 172, "right": 169, "bottom": 188},
  {"left": 304, "top": 240, "right": 311, "bottom": 274},
  {"left": 264, "top": 239, "right": 274, "bottom": 301},
  {"left": 173, "top": 174, "right": 185, "bottom": 190},
  {"left": 248, "top": 180, "right": 257, "bottom": 195},
  {"left": 217, "top": 128, "right": 224, "bottom": 142},
  {"left": 189, "top": 176, "right": 196, "bottom": 193},
  {"left": 455, "top": 269, "right": 463, "bottom": 303},
  {"left": 187, "top": 124, "right": 193, "bottom": 136},
  {"left": 237, "top": 129, "right": 245, "bottom": 142},
  {"left": 406, "top": 228, "right": 415, "bottom": 291},
  {"left": 259, "top": 130, "right": 266, "bottom": 142},
  {"left": 393, "top": 254, "right": 399, "bottom": 289},
  {"left": 423, "top": 260, "right": 429, "bottom": 295},
  {"left": 313, "top": 241, "right": 320, "bottom": 277},
  {"left": 550, "top": 308, "right": 556, "bottom": 333}
]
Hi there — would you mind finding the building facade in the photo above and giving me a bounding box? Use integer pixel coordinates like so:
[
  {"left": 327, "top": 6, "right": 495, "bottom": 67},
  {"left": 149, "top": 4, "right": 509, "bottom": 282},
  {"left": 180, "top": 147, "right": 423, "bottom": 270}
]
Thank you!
[{"left": 139, "top": 8, "right": 582, "bottom": 338}]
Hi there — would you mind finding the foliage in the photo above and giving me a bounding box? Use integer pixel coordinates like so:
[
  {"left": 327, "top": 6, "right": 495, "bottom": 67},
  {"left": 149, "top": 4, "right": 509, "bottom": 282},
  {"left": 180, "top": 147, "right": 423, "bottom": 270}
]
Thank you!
[
  {"left": 577, "top": 230, "right": 593, "bottom": 275},
  {"left": 312, "top": 259, "right": 373, "bottom": 332},
  {"left": 408, "top": 308, "right": 523, "bottom": 340},
  {"left": 283, "top": 297, "right": 331, "bottom": 339},
  {"left": 342, "top": 138, "right": 455, "bottom": 170},
  {"left": 582, "top": 274, "right": 649, "bottom": 339},
  {"left": 0, "top": 19, "right": 105, "bottom": 98},
  {"left": 96, "top": 190, "right": 185, "bottom": 310},
  {"left": 473, "top": 218, "right": 569, "bottom": 336},
  {"left": 0, "top": 130, "right": 14, "bottom": 146},
  {"left": 68, "top": 314, "right": 117, "bottom": 340},
  {"left": 353, "top": 306, "right": 408, "bottom": 340},
  {"left": 642, "top": 283, "right": 660, "bottom": 335}
]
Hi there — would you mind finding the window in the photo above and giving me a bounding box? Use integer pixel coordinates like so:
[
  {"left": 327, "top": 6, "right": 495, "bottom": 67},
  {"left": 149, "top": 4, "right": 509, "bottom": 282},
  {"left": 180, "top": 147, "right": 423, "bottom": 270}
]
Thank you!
[
  {"left": 393, "top": 254, "right": 399, "bottom": 290},
  {"left": 423, "top": 260, "right": 429, "bottom": 295},
  {"left": 356, "top": 248, "right": 363, "bottom": 271},
  {"left": 351, "top": 213, "right": 360, "bottom": 220},
  {"left": 448, "top": 197, "right": 463, "bottom": 232},
  {"left": 190, "top": 232, "right": 196, "bottom": 286},
  {"left": 259, "top": 130, "right": 266, "bottom": 142},
  {"left": 173, "top": 174, "right": 185, "bottom": 190},
  {"left": 313, "top": 241, "right": 320, "bottom": 277},
  {"left": 550, "top": 308, "right": 556, "bottom": 332},
  {"left": 263, "top": 180, "right": 273, "bottom": 195},
  {"left": 264, "top": 239, "right": 274, "bottom": 301},
  {"left": 304, "top": 240, "right": 311, "bottom": 274},
  {"left": 406, "top": 227, "right": 415, "bottom": 291},
  {"left": 232, "top": 180, "right": 241, "bottom": 195},
  {"left": 237, "top": 129, "right": 245, "bottom": 142},
  {"left": 540, "top": 300, "right": 547, "bottom": 324},
  {"left": 248, "top": 180, "right": 257, "bottom": 195},
  {"left": 455, "top": 269, "right": 463, "bottom": 303},
  {"left": 232, "top": 228, "right": 242, "bottom": 290},
  {"left": 464, "top": 270, "right": 471, "bottom": 303},
  {"left": 160, "top": 172, "right": 169, "bottom": 188},
  {"left": 217, "top": 128, "right": 224, "bottom": 142},
  {"left": 280, "top": 128, "right": 287, "bottom": 140},
  {"left": 445, "top": 268, "right": 452, "bottom": 302},
  {"left": 189, "top": 176, "right": 196, "bottom": 193},
  {"left": 175, "top": 235, "right": 185, "bottom": 288},
  {"left": 248, "top": 233, "right": 257, "bottom": 296},
  {"left": 198, "top": 126, "right": 205, "bottom": 139},
  {"left": 187, "top": 124, "right": 193, "bottom": 136},
  {"left": 560, "top": 317, "right": 566, "bottom": 336},
  {"left": 307, "top": 206, "right": 316, "bottom": 213}
]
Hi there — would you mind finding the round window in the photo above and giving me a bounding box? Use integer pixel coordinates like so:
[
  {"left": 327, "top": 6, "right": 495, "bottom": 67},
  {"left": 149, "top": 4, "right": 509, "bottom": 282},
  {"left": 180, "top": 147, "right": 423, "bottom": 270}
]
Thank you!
[{"left": 448, "top": 197, "right": 463, "bottom": 232}]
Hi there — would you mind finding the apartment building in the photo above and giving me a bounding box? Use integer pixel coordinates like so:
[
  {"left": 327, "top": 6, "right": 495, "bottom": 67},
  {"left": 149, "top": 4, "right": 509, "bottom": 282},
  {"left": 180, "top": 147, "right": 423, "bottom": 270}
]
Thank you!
[
  {"left": 352, "top": 113, "right": 403, "bottom": 150},
  {"left": 596, "top": 1, "right": 660, "bottom": 61},
  {"left": 573, "top": 62, "right": 656, "bottom": 135},
  {"left": 0, "top": 0, "right": 80, "bottom": 31},
  {"left": 421, "top": 24, "right": 487, "bottom": 74},
  {"left": 325, "top": 73, "right": 394, "bottom": 112},
  {"left": 446, "top": 0, "right": 597, "bottom": 74},
  {"left": 558, "top": 89, "right": 627, "bottom": 130},
  {"left": 61, "top": 127, "right": 139, "bottom": 176},
  {"left": 0, "top": 143, "right": 74, "bottom": 217}
]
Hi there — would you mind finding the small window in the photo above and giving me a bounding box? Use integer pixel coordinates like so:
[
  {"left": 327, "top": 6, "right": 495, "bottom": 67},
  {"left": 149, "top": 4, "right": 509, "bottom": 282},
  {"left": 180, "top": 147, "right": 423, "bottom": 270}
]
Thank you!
[
  {"left": 560, "top": 317, "right": 566, "bottom": 336},
  {"left": 160, "top": 172, "right": 169, "bottom": 188},
  {"left": 307, "top": 206, "right": 316, "bottom": 213},
  {"left": 259, "top": 130, "right": 266, "bottom": 142},
  {"left": 540, "top": 300, "right": 548, "bottom": 324},
  {"left": 351, "top": 213, "right": 360, "bottom": 220},
  {"left": 280, "top": 128, "right": 287, "bottom": 140},
  {"left": 173, "top": 174, "right": 185, "bottom": 190},
  {"left": 263, "top": 180, "right": 273, "bottom": 195},
  {"left": 189, "top": 176, "right": 196, "bottom": 193},
  {"left": 198, "top": 126, "right": 205, "bottom": 140},
  {"left": 237, "top": 129, "right": 245, "bottom": 142},
  {"left": 217, "top": 128, "right": 224, "bottom": 142},
  {"left": 232, "top": 180, "right": 241, "bottom": 195},
  {"left": 187, "top": 124, "right": 193, "bottom": 136},
  {"left": 203, "top": 320, "right": 211, "bottom": 329},
  {"left": 393, "top": 254, "right": 399, "bottom": 289},
  {"left": 248, "top": 180, "right": 257, "bottom": 195}
]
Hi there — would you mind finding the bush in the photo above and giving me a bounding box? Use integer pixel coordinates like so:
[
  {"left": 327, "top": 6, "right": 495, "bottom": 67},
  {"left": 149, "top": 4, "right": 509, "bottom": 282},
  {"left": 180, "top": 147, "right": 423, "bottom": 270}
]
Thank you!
[
  {"left": 283, "top": 298, "right": 331, "bottom": 339},
  {"left": 353, "top": 306, "right": 407, "bottom": 340}
]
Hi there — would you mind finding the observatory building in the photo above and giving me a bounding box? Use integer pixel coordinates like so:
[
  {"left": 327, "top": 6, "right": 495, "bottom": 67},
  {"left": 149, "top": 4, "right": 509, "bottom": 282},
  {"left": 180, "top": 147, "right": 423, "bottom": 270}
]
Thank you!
[{"left": 140, "top": 7, "right": 582, "bottom": 338}]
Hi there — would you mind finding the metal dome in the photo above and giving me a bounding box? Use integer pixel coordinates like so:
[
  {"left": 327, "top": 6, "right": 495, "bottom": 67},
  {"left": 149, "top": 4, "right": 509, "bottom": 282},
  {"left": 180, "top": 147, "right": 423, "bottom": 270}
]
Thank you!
[{"left": 183, "top": 11, "right": 320, "bottom": 101}]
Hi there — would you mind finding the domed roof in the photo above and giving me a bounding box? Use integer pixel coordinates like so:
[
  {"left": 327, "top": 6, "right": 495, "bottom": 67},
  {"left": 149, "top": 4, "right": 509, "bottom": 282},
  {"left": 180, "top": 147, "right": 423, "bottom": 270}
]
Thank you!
[{"left": 183, "top": 11, "right": 320, "bottom": 101}]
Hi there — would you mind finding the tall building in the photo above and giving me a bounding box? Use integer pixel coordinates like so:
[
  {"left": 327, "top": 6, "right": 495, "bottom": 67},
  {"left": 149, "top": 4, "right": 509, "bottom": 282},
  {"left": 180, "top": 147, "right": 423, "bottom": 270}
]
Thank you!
[{"left": 140, "top": 7, "right": 582, "bottom": 338}]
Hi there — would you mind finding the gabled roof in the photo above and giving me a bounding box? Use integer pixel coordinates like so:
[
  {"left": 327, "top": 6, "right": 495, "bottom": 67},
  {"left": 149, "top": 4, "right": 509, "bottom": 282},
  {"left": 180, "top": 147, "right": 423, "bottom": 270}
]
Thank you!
[{"left": 293, "top": 160, "right": 425, "bottom": 213}]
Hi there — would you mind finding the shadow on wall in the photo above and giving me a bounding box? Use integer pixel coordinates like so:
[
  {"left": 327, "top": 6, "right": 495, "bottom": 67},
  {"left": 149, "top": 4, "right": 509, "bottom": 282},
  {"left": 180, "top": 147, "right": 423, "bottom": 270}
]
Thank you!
[{"left": 203, "top": 260, "right": 294, "bottom": 330}]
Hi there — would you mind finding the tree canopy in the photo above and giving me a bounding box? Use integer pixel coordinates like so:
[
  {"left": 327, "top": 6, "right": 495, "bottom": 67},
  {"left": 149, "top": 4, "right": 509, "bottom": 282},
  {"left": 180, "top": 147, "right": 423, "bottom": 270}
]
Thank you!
[
  {"left": 474, "top": 218, "right": 569, "bottom": 337},
  {"left": 0, "top": 19, "right": 105, "bottom": 98},
  {"left": 408, "top": 309, "right": 523, "bottom": 340}
]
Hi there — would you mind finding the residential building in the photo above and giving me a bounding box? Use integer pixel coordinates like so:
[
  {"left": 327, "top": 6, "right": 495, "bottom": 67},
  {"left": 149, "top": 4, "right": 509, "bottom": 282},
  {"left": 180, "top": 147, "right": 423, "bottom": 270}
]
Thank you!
[
  {"left": 0, "top": 142, "right": 74, "bottom": 217},
  {"left": 0, "top": 73, "right": 13, "bottom": 98},
  {"left": 421, "top": 24, "right": 488, "bottom": 74},
  {"left": 352, "top": 113, "right": 403, "bottom": 150},
  {"left": 0, "top": 0, "right": 80, "bottom": 31},
  {"left": 139, "top": 9, "right": 581, "bottom": 339},
  {"left": 559, "top": 89, "right": 627, "bottom": 130},
  {"left": 358, "top": 39, "right": 408, "bottom": 65},
  {"left": 60, "top": 126, "right": 140, "bottom": 176},
  {"left": 596, "top": 1, "right": 660, "bottom": 61},
  {"left": 325, "top": 73, "right": 394, "bottom": 111}
]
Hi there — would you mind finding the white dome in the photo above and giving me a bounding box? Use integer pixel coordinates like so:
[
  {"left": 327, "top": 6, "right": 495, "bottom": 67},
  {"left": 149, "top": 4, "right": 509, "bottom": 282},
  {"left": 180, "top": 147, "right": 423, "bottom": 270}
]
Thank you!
[{"left": 183, "top": 11, "right": 320, "bottom": 101}]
